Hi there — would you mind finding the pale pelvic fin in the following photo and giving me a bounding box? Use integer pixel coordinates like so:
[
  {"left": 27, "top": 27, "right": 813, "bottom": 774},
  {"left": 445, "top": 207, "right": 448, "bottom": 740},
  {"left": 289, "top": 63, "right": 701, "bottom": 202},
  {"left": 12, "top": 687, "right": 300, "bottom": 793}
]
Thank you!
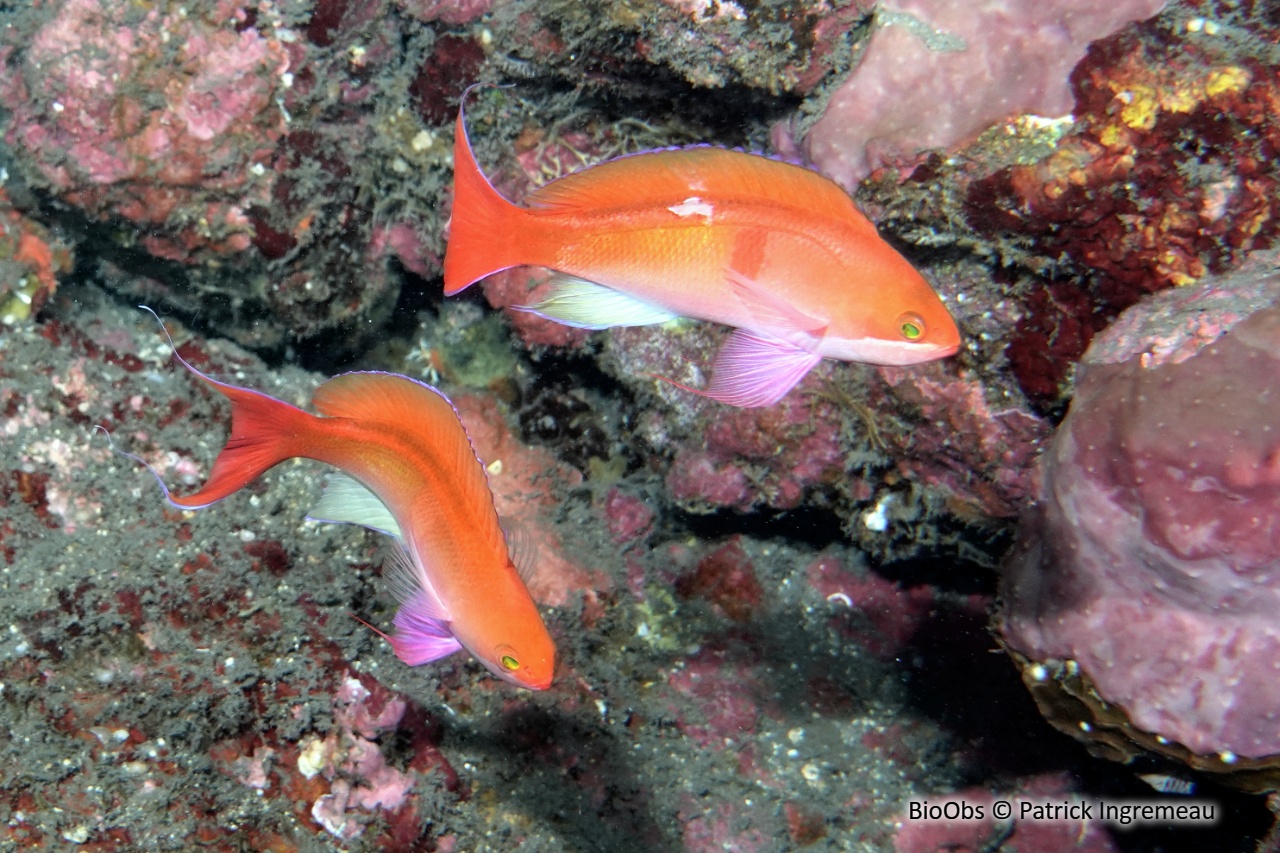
[
  {"left": 391, "top": 592, "right": 463, "bottom": 666},
  {"left": 704, "top": 329, "right": 824, "bottom": 408},
  {"left": 307, "top": 472, "right": 402, "bottom": 538},
  {"left": 382, "top": 538, "right": 451, "bottom": 623},
  {"left": 518, "top": 273, "right": 680, "bottom": 330}
]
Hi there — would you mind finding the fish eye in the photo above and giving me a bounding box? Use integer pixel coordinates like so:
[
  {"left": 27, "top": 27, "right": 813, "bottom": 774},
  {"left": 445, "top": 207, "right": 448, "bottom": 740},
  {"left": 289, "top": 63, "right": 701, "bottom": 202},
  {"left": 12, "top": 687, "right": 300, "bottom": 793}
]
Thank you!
[
  {"left": 501, "top": 654, "right": 520, "bottom": 671},
  {"left": 897, "top": 312, "right": 925, "bottom": 341}
]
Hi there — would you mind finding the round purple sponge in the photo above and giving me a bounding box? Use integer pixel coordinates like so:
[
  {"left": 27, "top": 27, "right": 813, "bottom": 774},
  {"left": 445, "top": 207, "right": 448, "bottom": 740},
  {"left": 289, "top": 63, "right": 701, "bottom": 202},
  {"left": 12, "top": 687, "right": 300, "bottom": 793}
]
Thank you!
[{"left": 1001, "top": 265, "right": 1280, "bottom": 760}]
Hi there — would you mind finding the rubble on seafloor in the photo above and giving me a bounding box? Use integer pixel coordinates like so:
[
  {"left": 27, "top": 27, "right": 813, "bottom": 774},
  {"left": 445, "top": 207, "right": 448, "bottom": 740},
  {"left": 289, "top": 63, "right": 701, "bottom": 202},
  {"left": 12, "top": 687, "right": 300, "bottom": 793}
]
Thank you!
[{"left": 1, "top": 0, "right": 1280, "bottom": 850}]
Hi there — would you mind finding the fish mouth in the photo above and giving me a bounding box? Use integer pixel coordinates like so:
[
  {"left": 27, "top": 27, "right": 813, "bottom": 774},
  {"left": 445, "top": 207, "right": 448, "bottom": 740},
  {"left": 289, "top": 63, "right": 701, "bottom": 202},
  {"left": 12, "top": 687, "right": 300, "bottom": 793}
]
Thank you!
[{"left": 826, "top": 337, "right": 960, "bottom": 366}]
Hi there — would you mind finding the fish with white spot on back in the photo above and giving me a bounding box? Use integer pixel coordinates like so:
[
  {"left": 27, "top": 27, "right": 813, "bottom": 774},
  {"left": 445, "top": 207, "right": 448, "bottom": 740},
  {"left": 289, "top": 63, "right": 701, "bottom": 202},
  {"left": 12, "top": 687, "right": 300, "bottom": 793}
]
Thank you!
[{"left": 443, "top": 86, "right": 960, "bottom": 407}]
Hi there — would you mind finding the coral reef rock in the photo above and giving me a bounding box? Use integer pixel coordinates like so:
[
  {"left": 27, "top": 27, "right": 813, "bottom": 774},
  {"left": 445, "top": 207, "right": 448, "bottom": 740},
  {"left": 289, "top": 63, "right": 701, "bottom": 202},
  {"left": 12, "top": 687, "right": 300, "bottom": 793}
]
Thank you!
[{"left": 805, "top": 0, "right": 1168, "bottom": 189}]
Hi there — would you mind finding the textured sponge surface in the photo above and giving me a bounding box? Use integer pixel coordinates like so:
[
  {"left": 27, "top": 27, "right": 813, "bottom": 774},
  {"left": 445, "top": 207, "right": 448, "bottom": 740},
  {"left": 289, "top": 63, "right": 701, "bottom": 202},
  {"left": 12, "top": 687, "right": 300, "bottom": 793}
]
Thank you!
[{"left": 1002, "top": 268, "right": 1280, "bottom": 759}]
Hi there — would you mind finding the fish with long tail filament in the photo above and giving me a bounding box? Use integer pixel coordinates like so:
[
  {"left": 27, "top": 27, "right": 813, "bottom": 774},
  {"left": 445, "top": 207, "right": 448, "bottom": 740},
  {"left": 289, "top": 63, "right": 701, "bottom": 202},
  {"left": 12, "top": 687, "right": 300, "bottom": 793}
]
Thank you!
[
  {"left": 104, "top": 307, "right": 555, "bottom": 690},
  {"left": 444, "top": 86, "right": 961, "bottom": 407}
]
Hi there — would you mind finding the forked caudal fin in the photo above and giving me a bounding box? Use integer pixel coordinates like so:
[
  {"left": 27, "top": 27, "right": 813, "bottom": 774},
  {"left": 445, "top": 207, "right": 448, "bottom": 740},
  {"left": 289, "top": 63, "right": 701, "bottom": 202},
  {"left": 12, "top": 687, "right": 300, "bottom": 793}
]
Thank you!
[{"left": 99, "top": 306, "right": 317, "bottom": 510}]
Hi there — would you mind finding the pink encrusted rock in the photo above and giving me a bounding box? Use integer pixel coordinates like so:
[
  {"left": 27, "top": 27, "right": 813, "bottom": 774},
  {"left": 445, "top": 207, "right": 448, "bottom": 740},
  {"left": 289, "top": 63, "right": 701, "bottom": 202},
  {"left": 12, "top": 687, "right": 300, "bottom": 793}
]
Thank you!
[
  {"left": 666, "top": 642, "right": 766, "bottom": 747},
  {"left": 396, "top": 0, "right": 493, "bottom": 25},
  {"left": 661, "top": 379, "right": 848, "bottom": 512},
  {"left": 1000, "top": 263, "right": 1280, "bottom": 759},
  {"left": 602, "top": 487, "right": 655, "bottom": 545},
  {"left": 679, "top": 795, "right": 772, "bottom": 853},
  {"left": 0, "top": 0, "right": 288, "bottom": 260},
  {"left": 878, "top": 361, "right": 1050, "bottom": 518},
  {"left": 804, "top": 0, "right": 1167, "bottom": 189},
  {"left": 300, "top": 675, "right": 419, "bottom": 840},
  {"left": 452, "top": 393, "right": 604, "bottom": 606},
  {"left": 807, "top": 554, "right": 933, "bottom": 660},
  {"left": 665, "top": 451, "right": 755, "bottom": 511}
]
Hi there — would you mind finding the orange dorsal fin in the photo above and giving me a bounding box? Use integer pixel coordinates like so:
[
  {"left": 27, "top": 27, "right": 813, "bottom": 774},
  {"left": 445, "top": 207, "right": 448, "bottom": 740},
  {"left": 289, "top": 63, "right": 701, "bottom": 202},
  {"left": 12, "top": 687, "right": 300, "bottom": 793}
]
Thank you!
[
  {"left": 526, "top": 147, "right": 876, "bottom": 233},
  {"left": 312, "top": 371, "right": 495, "bottom": 504}
]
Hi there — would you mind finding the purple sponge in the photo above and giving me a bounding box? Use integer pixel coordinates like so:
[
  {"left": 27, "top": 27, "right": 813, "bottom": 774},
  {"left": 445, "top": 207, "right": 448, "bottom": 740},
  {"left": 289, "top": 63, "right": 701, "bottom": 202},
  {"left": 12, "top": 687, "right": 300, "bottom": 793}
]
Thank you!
[
  {"left": 1000, "top": 261, "right": 1280, "bottom": 760},
  {"left": 805, "top": 0, "right": 1167, "bottom": 189}
]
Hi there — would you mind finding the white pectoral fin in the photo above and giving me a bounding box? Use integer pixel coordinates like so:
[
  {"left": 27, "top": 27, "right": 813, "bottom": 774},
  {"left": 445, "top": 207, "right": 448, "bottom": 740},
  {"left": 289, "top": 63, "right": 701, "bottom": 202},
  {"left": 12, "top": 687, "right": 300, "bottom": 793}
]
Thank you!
[
  {"left": 517, "top": 273, "right": 681, "bottom": 330},
  {"left": 703, "top": 330, "right": 823, "bottom": 408},
  {"left": 723, "top": 267, "right": 827, "bottom": 346},
  {"left": 307, "top": 472, "right": 401, "bottom": 538}
]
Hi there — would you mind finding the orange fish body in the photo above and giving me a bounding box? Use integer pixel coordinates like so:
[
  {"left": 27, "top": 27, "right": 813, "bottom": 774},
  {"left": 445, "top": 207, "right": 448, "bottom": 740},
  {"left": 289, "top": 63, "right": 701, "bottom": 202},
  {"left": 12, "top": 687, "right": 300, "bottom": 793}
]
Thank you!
[
  {"left": 122, "top": 322, "right": 554, "bottom": 689},
  {"left": 445, "top": 95, "right": 960, "bottom": 407}
]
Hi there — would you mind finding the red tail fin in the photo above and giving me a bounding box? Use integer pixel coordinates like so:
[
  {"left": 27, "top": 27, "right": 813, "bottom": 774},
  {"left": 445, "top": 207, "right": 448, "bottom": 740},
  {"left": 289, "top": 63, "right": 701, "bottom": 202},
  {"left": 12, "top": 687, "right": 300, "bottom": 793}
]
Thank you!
[
  {"left": 175, "top": 377, "right": 314, "bottom": 508},
  {"left": 125, "top": 307, "right": 316, "bottom": 510},
  {"left": 442, "top": 89, "right": 531, "bottom": 295}
]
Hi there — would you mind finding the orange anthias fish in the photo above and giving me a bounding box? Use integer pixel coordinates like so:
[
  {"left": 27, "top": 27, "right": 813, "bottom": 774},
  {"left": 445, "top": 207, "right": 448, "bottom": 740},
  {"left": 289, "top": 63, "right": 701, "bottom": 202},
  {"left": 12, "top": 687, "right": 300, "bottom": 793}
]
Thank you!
[
  {"left": 443, "top": 92, "right": 960, "bottom": 408},
  {"left": 114, "top": 312, "right": 555, "bottom": 690}
]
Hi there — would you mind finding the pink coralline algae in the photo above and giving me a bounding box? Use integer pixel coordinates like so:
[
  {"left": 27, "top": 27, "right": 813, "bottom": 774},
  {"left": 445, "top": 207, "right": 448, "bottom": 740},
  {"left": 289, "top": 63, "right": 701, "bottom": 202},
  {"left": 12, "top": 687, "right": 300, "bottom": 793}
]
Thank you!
[
  {"left": 659, "top": 369, "right": 848, "bottom": 512},
  {"left": 675, "top": 537, "right": 764, "bottom": 623},
  {"left": 804, "top": 0, "right": 1167, "bottom": 189},
  {"left": 806, "top": 554, "right": 933, "bottom": 661},
  {"left": 397, "top": 0, "right": 493, "bottom": 26},
  {"left": 877, "top": 361, "right": 1051, "bottom": 518},
  {"left": 1000, "top": 261, "right": 1280, "bottom": 765},
  {"left": 602, "top": 487, "right": 655, "bottom": 545},
  {"left": 0, "top": 0, "right": 289, "bottom": 261},
  {"left": 300, "top": 676, "right": 417, "bottom": 841},
  {"left": 666, "top": 641, "right": 768, "bottom": 747}
]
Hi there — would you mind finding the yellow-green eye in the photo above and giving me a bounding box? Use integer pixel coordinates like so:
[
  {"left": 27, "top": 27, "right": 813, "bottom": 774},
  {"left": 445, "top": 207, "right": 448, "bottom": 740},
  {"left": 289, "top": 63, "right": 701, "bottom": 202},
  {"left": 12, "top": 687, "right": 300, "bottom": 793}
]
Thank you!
[
  {"left": 898, "top": 313, "right": 925, "bottom": 340},
  {"left": 501, "top": 655, "right": 520, "bottom": 671}
]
